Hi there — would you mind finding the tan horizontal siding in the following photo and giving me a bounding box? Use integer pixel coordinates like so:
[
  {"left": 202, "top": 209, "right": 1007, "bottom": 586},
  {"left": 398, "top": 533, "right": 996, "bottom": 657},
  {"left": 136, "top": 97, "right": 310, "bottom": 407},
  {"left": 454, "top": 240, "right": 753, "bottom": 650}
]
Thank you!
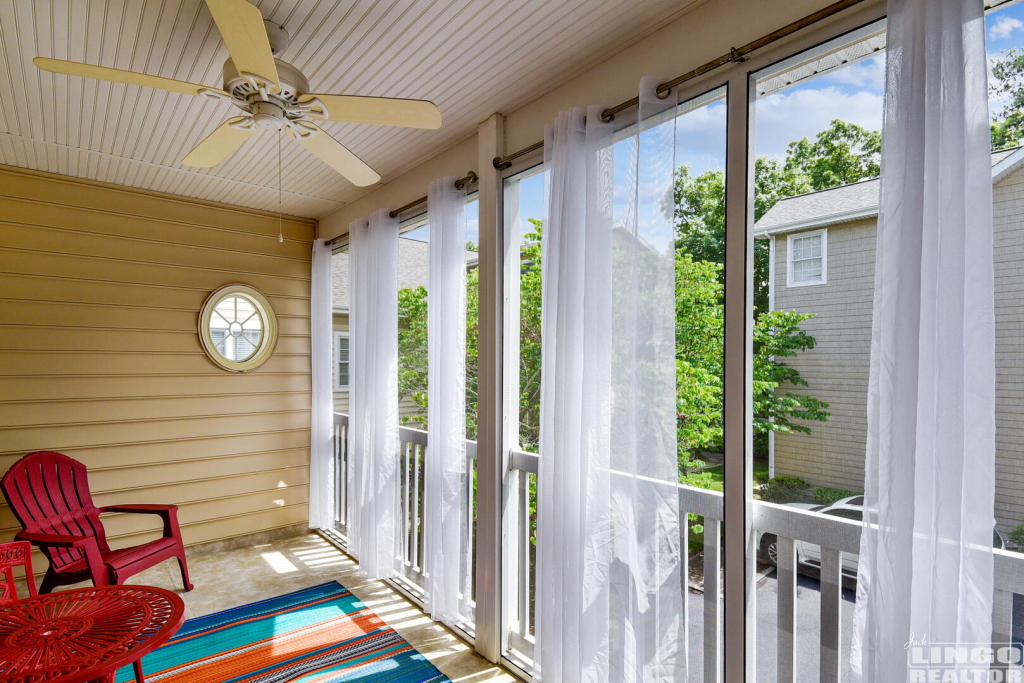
[
  {"left": 0, "top": 249, "right": 312, "bottom": 298},
  {"left": 0, "top": 431, "right": 312, "bottom": 471},
  {"left": 0, "top": 165, "right": 314, "bottom": 568},
  {"left": 0, "top": 273, "right": 311, "bottom": 316},
  {"left": 0, "top": 326, "right": 311, "bottom": 355},
  {"left": 0, "top": 374, "right": 311, "bottom": 402},
  {"left": 0, "top": 300, "right": 310, "bottom": 335}
]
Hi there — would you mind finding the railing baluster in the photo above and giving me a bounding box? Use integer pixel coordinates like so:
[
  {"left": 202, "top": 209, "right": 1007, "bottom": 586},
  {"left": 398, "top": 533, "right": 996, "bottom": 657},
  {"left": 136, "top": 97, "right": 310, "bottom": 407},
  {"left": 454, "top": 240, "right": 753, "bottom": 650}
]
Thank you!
[
  {"left": 819, "top": 547, "right": 842, "bottom": 683},
  {"left": 343, "top": 423, "right": 349, "bottom": 528},
  {"left": 682, "top": 516, "right": 689, "bottom": 671},
  {"left": 992, "top": 587, "right": 1013, "bottom": 675},
  {"left": 412, "top": 442, "right": 421, "bottom": 572},
  {"left": 403, "top": 440, "right": 412, "bottom": 567},
  {"left": 519, "top": 470, "right": 530, "bottom": 637},
  {"left": 467, "top": 454, "right": 476, "bottom": 601},
  {"left": 704, "top": 518, "right": 721, "bottom": 683},
  {"left": 777, "top": 536, "right": 797, "bottom": 683}
]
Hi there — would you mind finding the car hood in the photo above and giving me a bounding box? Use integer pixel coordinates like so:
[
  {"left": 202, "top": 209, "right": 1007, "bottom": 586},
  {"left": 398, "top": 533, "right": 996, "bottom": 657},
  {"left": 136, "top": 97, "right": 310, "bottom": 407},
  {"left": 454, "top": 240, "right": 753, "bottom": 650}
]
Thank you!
[{"left": 784, "top": 502, "right": 821, "bottom": 511}]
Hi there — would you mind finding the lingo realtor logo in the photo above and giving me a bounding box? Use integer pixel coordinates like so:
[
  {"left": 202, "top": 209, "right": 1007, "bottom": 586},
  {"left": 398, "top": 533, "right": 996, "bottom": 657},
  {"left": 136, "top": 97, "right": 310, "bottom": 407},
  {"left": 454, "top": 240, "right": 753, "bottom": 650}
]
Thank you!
[{"left": 906, "top": 633, "right": 1024, "bottom": 682}]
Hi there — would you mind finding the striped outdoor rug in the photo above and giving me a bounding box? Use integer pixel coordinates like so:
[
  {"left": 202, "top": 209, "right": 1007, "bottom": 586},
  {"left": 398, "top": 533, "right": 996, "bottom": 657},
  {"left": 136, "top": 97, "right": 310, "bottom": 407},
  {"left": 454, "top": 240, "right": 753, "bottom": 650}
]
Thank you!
[{"left": 115, "top": 582, "right": 449, "bottom": 683}]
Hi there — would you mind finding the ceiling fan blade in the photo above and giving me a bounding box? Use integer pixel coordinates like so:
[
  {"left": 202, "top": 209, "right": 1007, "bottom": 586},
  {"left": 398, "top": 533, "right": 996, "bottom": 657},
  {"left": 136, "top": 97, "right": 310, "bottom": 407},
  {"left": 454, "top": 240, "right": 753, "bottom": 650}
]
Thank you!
[
  {"left": 298, "top": 94, "right": 441, "bottom": 130},
  {"left": 33, "top": 57, "right": 225, "bottom": 97},
  {"left": 204, "top": 0, "right": 279, "bottom": 91},
  {"left": 288, "top": 122, "right": 381, "bottom": 187},
  {"left": 182, "top": 117, "right": 254, "bottom": 167}
]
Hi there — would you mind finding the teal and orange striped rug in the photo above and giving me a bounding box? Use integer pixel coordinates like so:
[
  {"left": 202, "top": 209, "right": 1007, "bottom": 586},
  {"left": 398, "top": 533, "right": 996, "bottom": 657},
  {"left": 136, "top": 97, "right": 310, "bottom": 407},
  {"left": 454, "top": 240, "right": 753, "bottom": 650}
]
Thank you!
[{"left": 116, "top": 581, "right": 449, "bottom": 683}]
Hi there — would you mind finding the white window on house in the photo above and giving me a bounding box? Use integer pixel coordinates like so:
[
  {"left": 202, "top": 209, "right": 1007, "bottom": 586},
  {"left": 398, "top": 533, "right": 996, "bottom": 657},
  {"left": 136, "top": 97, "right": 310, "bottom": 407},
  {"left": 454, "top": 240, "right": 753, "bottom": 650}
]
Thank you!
[
  {"left": 334, "top": 331, "right": 350, "bottom": 391},
  {"left": 787, "top": 229, "right": 827, "bottom": 286}
]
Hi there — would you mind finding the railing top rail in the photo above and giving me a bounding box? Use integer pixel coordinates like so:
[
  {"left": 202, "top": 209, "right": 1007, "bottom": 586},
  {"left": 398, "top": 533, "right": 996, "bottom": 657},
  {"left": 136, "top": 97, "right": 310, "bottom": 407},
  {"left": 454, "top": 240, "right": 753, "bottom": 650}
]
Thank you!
[
  {"left": 336, "top": 414, "right": 478, "bottom": 459},
  {"left": 399, "top": 425, "right": 429, "bottom": 446},
  {"left": 753, "top": 500, "right": 862, "bottom": 555},
  {"left": 336, "top": 414, "right": 1024, "bottom": 588}
]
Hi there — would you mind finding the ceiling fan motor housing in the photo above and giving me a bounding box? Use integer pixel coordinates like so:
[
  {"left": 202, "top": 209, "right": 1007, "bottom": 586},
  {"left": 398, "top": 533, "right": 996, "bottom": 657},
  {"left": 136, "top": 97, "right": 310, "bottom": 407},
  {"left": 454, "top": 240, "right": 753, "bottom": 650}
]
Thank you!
[{"left": 222, "top": 57, "right": 310, "bottom": 105}]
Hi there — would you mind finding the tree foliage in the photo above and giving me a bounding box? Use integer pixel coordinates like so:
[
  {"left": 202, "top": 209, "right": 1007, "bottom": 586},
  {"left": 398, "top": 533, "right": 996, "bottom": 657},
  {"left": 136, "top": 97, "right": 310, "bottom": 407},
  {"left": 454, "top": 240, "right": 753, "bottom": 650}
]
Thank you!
[
  {"left": 393, "top": 120, "right": 893, "bottom": 478},
  {"left": 397, "top": 285, "right": 429, "bottom": 429},
  {"left": 518, "top": 220, "right": 544, "bottom": 453},
  {"left": 991, "top": 47, "right": 1024, "bottom": 150},
  {"left": 673, "top": 253, "right": 829, "bottom": 472},
  {"left": 784, "top": 119, "right": 880, "bottom": 190},
  {"left": 396, "top": 245, "right": 480, "bottom": 439}
]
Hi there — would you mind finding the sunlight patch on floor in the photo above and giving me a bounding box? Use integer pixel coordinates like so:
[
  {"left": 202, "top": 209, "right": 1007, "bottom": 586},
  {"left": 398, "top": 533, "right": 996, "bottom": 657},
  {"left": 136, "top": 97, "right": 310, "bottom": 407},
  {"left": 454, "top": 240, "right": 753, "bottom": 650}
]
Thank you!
[{"left": 261, "top": 551, "right": 299, "bottom": 574}]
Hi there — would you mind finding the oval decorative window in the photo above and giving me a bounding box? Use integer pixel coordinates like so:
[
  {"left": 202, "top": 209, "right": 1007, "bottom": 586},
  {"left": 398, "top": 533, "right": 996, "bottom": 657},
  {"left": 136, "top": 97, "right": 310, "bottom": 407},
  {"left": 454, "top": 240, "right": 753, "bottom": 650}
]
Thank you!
[{"left": 199, "top": 284, "right": 278, "bottom": 372}]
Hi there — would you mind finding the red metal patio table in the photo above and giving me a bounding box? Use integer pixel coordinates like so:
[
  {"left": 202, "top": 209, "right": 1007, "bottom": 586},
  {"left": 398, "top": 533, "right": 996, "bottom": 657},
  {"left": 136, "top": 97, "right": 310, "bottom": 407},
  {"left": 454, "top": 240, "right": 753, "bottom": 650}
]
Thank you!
[{"left": 0, "top": 584, "right": 185, "bottom": 683}]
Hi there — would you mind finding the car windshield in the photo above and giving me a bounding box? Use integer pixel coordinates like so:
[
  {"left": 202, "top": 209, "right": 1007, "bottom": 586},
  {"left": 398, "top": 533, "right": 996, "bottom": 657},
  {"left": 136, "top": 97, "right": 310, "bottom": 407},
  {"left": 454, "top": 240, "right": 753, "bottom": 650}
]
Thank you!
[{"left": 826, "top": 509, "right": 862, "bottom": 521}]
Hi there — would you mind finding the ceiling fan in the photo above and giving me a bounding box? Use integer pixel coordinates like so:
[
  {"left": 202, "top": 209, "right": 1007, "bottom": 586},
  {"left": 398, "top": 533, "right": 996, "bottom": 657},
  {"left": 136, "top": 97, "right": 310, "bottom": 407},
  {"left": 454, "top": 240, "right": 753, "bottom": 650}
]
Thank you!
[{"left": 33, "top": 0, "right": 442, "bottom": 187}]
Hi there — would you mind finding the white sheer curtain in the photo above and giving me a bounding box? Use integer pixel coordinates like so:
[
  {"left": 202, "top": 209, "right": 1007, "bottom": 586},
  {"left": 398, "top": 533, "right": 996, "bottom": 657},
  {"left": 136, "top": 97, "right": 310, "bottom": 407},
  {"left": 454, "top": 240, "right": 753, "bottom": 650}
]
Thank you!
[
  {"left": 423, "top": 176, "right": 473, "bottom": 627},
  {"left": 852, "top": 0, "right": 995, "bottom": 680},
  {"left": 308, "top": 238, "right": 335, "bottom": 530},
  {"left": 347, "top": 209, "right": 402, "bottom": 580},
  {"left": 535, "top": 76, "right": 683, "bottom": 682}
]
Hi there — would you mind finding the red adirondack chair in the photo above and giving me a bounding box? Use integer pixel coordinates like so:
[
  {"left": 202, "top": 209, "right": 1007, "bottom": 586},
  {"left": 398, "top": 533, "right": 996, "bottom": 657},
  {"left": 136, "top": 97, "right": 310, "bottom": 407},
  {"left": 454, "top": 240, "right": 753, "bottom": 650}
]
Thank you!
[
  {"left": 0, "top": 541, "right": 36, "bottom": 604},
  {"left": 1, "top": 451, "right": 193, "bottom": 594}
]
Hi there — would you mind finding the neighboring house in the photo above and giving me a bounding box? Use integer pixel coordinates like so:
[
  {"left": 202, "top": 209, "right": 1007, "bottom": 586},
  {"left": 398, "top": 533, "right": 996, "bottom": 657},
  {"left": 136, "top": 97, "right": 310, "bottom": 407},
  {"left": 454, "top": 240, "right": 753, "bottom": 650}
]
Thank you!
[
  {"left": 331, "top": 237, "right": 477, "bottom": 423},
  {"left": 754, "top": 146, "right": 1024, "bottom": 531}
]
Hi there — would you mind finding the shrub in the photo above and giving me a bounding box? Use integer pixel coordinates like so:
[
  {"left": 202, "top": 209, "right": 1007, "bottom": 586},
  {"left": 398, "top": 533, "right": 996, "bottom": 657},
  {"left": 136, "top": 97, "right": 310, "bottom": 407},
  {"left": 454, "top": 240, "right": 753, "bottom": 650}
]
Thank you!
[
  {"left": 814, "top": 487, "right": 859, "bottom": 506},
  {"left": 1008, "top": 524, "right": 1024, "bottom": 551},
  {"left": 759, "top": 476, "right": 806, "bottom": 503}
]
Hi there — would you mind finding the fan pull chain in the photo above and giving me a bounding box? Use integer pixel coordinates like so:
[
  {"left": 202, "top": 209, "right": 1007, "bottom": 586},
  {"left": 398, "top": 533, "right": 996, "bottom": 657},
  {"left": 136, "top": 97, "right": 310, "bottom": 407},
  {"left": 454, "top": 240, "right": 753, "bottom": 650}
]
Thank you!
[{"left": 277, "top": 128, "right": 284, "bottom": 243}]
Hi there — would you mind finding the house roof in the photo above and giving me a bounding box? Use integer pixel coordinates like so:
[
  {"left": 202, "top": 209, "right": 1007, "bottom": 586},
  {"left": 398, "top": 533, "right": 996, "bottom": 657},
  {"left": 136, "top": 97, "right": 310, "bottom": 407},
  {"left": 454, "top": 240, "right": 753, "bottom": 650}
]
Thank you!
[{"left": 753, "top": 146, "right": 1024, "bottom": 236}]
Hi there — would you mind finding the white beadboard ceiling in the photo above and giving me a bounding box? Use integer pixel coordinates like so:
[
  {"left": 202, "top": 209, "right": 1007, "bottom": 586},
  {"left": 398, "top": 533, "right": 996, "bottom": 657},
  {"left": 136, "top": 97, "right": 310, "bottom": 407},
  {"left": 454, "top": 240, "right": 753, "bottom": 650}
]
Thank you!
[{"left": 0, "top": 0, "right": 704, "bottom": 218}]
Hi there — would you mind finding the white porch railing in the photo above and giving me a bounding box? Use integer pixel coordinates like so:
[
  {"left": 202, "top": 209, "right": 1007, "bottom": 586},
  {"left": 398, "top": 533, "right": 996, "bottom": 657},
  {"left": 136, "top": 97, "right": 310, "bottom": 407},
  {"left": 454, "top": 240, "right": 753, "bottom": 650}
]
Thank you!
[
  {"left": 332, "top": 413, "right": 477, "bottom": 596},
  {"left": 333, "top": 413, "right": 1024, "bottom": 681}
]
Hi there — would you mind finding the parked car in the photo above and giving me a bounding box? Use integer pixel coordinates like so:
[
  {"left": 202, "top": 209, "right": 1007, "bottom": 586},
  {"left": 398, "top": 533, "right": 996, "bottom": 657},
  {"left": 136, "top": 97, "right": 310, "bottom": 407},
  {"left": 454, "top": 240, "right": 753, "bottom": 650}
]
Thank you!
[{"left": 756, "top": 495, "right": 1005, "bottom": 578}]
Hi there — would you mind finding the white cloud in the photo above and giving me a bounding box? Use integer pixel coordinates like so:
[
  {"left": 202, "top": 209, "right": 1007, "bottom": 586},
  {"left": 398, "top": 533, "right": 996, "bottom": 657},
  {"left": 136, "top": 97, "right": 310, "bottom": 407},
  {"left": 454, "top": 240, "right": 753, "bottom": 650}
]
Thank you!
[
  {"left": 990, "top": 16, "right": 1023, "bottom": 40},
  {"left": 754, "top": 86, "right": 883, "bottom": 158},
  {"left": 818, "top": 56, "right": 886, "bottom": 92}
]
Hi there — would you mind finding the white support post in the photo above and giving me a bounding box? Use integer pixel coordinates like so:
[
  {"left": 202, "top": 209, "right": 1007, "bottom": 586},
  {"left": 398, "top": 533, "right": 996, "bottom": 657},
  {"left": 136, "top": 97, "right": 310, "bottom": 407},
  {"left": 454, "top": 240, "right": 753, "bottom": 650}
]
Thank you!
[
  {"left": 475, "top": 112, "right": 505, "bottom": 663},
  {"left": 500, "top": 168, "right": 523, "bottom": 657},
  {"left": 723, "top": 69, "right": 756, "bottom": 683}
]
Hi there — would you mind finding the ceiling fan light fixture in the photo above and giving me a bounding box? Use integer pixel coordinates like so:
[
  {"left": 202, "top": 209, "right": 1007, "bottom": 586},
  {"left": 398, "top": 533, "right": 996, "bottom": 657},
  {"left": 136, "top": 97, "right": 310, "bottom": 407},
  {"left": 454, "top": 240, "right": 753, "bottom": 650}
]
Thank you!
[{"left": 251, "top": 101, "right": 286, "bottom": 130}]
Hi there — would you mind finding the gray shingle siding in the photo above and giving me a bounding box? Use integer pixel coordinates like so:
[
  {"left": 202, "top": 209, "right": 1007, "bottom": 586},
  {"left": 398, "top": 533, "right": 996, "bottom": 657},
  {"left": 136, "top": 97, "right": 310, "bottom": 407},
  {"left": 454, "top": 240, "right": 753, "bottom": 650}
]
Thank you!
[
  {"left": 767, "top": 159, "right": 1024, "bottom": 531},
  {"left": 771, "top": 219, "right": 875, "bottom": 494}
]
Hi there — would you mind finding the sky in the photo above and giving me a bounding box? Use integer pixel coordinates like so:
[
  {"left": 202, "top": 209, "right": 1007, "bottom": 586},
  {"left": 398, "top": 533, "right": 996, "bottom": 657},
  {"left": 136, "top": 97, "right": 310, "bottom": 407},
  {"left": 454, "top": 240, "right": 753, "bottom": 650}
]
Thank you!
[{"left": 404, "top": 3, "right": 1024, "bottom": 248}]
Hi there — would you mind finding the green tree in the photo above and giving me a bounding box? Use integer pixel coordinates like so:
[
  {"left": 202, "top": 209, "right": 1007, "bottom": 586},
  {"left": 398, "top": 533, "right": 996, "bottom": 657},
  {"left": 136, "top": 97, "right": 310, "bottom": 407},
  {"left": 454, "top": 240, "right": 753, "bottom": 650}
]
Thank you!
[
  {"left": 675, "top": 253, "right": 724, "bottom": 463},
  {"left": 784, "top": 119, "right": 881, "bottom": 190},
  {"left": 397, "top": 285, "right": 429, "bottom": 429},
  {"left": 673, "top": 253, "right": 829, "bottom": 473},
  {"left": 991, "top": 47, "right": 1024, "bottom": 149},
  {"left": 673, "top": 156, "right": 809, "bottom": 317},
  {"left": 517, "top": 220, "right": 544, "bottom": 453},
  {"left": 396, "top": 242, "right": 480, "bottom": 439}
]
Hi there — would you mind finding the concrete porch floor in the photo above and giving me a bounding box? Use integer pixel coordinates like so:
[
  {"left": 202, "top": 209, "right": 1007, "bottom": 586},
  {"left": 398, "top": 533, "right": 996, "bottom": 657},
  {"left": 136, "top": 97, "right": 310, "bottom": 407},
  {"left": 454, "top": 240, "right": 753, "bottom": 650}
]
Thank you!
[{"left": 26, "top": 533, "right": 516, "bottom": 683}]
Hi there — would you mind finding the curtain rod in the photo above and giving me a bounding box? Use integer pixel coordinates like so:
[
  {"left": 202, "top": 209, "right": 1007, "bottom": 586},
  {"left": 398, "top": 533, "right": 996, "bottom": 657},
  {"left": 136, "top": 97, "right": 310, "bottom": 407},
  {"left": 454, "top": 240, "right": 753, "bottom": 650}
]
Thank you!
[
  {"left": 492, "top": 0, "right": 868, "bottom": 171},
  {"left": 323, "top": 171, "right": 478, "bottom": 246},
  {"left": 388, "top": 171, "right": 478, "bottom": 218}
]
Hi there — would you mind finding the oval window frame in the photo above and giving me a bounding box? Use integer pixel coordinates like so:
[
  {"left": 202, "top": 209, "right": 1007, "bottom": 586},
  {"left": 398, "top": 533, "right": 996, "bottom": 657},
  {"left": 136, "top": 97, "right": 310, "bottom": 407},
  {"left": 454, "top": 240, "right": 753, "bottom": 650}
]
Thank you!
[{"left": 199, "top": 284, "right": 279, "bottom": 372}]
